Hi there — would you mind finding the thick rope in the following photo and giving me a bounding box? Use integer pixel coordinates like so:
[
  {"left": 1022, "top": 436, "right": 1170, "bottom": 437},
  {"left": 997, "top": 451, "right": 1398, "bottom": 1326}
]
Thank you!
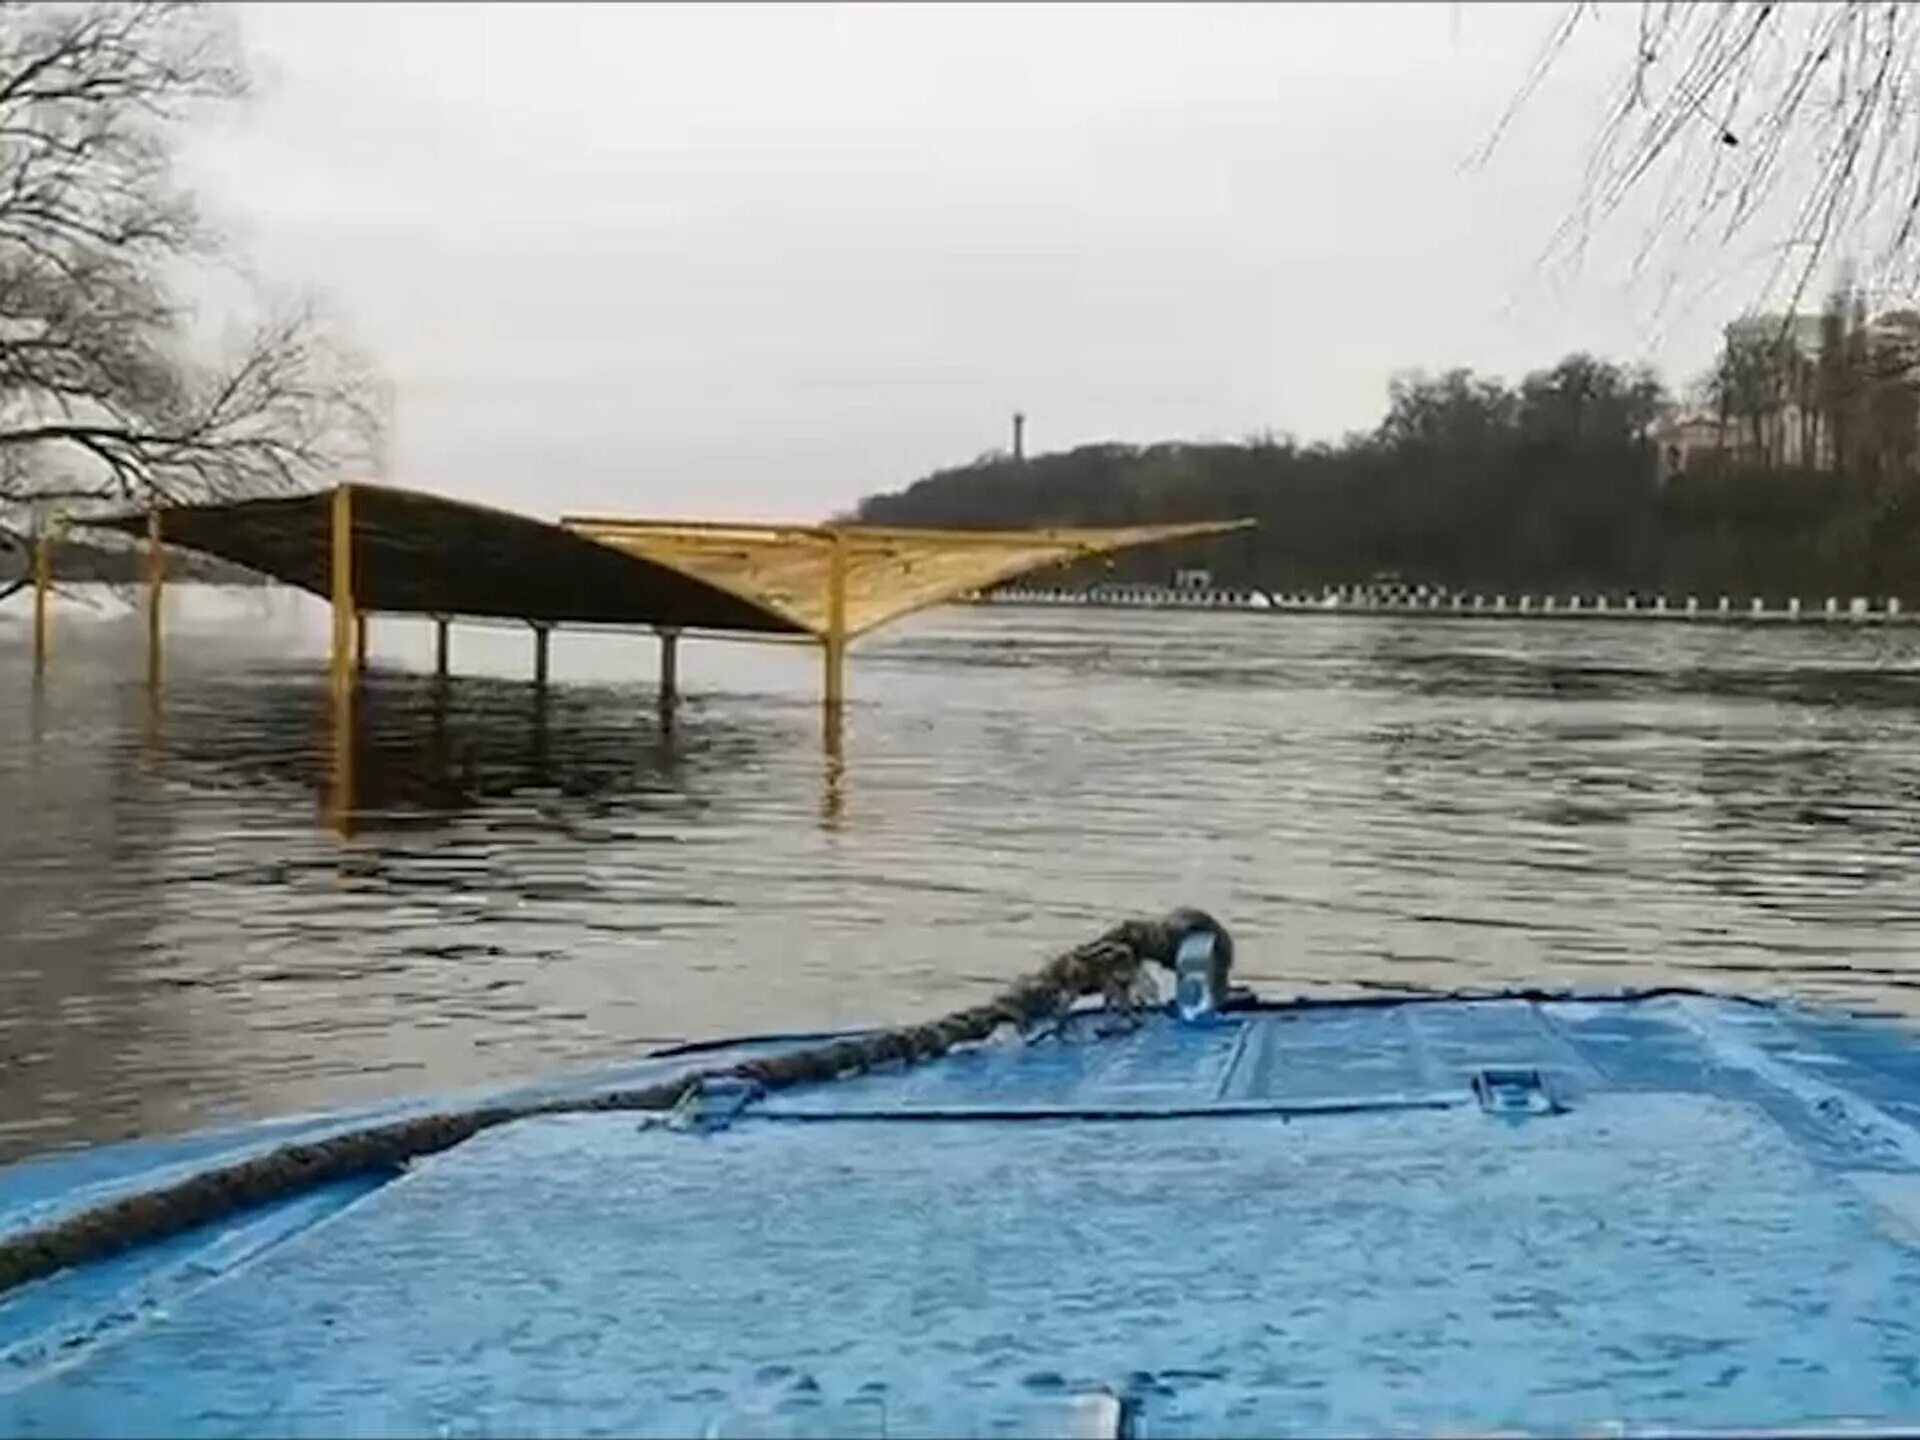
[{"left": 0, "top": 908, "right": 1229, "bottom": 1299}]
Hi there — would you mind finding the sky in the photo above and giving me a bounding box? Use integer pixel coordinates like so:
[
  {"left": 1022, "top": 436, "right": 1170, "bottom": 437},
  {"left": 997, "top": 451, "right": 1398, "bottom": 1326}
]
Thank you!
[{"left": 179, "top": 2, "right": 1756, "bottom": 521}]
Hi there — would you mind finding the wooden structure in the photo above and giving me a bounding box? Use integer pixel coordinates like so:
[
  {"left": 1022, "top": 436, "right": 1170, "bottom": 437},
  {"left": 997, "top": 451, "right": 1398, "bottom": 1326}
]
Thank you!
[
  {"left": 562, "top": 513, "right": 1250, "bottom": 711},
  {"left": 71, "top": 481, "right": 1248, "bottom": 717},
  {"left": 42, "top": 481, "right": 1247, "bottom": 837}
]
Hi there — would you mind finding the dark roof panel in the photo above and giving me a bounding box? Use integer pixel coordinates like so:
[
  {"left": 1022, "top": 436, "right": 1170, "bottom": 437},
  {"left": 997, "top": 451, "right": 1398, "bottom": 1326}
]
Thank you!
[{"left": 96, "top": 485, "right": 804, "bottom": 635}]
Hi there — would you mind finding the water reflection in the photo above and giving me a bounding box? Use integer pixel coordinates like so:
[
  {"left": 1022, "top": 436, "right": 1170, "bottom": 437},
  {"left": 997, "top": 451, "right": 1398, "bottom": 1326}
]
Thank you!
[
  {"left": 8, "top": 602, "right": 1920, "bottom": 1161},
  {"left": 821, "top": 705, "right": 846, "bottom": 831},
  {"left": 141, "top": 673, "right": 163, "bottom": 770},
  {"left": 2, "top": 662, "right": 187, "bottom": 1155},
  {"left": 329, "top": 680, "right": 354, "bottom": 839},
  {"left": 143, "top": 666, "right": 773, "bottom": 837}
]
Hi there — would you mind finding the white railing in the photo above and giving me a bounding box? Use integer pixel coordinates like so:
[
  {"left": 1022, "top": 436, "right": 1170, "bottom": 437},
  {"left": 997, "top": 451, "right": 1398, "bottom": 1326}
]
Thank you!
[{"left": 961, "top": 587, "right": 1916, "bottom": 623}]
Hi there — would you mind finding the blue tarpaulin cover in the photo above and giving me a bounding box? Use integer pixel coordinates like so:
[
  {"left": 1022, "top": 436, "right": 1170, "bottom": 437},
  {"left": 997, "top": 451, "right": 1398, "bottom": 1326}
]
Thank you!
[{"left": 7, "top": 992, "right": 1920, "bottom": 1436}]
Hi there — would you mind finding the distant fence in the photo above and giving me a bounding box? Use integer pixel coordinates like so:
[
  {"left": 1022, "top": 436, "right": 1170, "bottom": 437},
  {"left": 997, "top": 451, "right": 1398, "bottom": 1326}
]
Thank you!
[{"left": 963, "top": 585, "right": 1918, "bottom": 625}]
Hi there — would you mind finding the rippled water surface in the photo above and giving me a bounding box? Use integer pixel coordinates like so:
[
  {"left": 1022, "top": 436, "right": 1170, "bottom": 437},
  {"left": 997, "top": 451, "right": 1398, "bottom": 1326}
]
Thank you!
[{"left": 6, "top": 588, "right": 1920, "bottom": 1161}]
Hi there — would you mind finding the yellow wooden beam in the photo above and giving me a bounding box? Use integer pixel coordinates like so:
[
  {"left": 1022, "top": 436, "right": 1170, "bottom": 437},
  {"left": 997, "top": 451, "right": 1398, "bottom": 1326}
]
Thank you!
[
  {"left": 567, "top": 515, "right": 1256, "bottom": 641},
  {"left": 564, "top": 514, "right": 834, "bottom": 540},
  {"left": 823, "top": 527, "right": 848, "bottom": 712},
  {"left": 562, "top": 514, "right": 1253, "bottom": 549},
  {"left": 328, "top": 484, "right": 358, "bottom": 836},
  {"left": 330, "top": 484, "right": 354, "bottom": 698},
  {"left": 841, "top": 517, "right": 1253, "bottom": 549}
]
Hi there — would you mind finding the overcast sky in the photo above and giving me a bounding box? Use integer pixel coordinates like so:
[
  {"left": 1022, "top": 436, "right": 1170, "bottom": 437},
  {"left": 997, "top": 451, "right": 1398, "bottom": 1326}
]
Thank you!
[{"left": 180, "top": 3, "right": 1757, "bottom": 521}]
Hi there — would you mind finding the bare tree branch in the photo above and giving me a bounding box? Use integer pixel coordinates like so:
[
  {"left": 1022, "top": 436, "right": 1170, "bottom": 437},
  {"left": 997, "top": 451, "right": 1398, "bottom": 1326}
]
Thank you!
[
  {"left": 1501, "top": 3, "right": 1920, "bottom": 309},
  {"left": 0, "top": 1, "right": 382, "bottom": 545}
]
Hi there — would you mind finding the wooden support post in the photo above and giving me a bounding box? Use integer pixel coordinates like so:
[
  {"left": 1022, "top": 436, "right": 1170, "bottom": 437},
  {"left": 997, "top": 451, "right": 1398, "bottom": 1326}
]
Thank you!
[
  {"left": 532, "top": 623, "right": 550, "bottom": 689},
  {"left": 823, "top": 528, "right": 848, "bottom": 714},
  {"left": 354, "top": 612, "right": 369, "bottom": 673},
  {"left": 31, "top": 532, "right": 49, "bottom": 676},
  {"left": 434, "top": 616, "right": 450, "bottom": 678},
  {"left": 326, "top": 485, "right": 356, "bottom": 838},
  {"left": 657, "top": 627, "right": 679, "bottom": 713},
  {"left": 329, "top": 484, "right": 354, "bottom": 698},
  {"left": 145, "top": 509, "right": 165, "bottom": 688}
]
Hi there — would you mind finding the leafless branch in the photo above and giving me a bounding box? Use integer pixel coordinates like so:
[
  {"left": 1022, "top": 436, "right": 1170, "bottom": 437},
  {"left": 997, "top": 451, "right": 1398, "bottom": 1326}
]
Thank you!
[
  {"left": 0, "top": 2, "right": 382, "bottom": 526},
  {"left": 1500, "top": 3, "right": 1920, "bottom": 308}
]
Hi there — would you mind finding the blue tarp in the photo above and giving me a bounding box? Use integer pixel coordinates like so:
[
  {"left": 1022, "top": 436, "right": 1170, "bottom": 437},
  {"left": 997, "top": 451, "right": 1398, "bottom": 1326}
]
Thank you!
[{"left": 7, "top": 993, "right": 1920, "bottom": 1435}]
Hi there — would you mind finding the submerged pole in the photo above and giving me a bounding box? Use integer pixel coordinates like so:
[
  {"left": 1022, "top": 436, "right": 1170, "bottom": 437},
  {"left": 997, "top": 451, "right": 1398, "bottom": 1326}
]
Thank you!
[
  {"left": 657, "top": 627, "right": 679, "bottom": 715},
  {"left": 329, "top": 484, "right": 354, "bottom": 698},
  {"left": 433, "top": 616, "right": 450, "bottom": 678},
  {"left": 823, "top": 528, "right": 848, "bottom": 714},
  {"left": 821, "top": 693, "right": 845, "bottom": 827},
  {"left": 30, "top": 532, "right": 49, "bottom": 676},
  {"left": 145, "top": 508, "right": 165, "bottom": 689}
]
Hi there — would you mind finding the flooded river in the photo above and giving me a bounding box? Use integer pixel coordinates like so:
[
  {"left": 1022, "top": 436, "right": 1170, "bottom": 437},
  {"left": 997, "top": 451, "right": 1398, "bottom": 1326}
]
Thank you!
[{"left": 5, "top": 588, "right": 1920, "bottom": 1161}]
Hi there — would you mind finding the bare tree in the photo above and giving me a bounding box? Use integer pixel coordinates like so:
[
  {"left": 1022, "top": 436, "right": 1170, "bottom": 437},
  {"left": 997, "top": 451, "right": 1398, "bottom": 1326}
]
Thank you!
[
  {"left": 0, "top": 0, "right": 381, "bottom": 567},
  {"left": 1500, "top": 3, "right": 1920, "bottom": 309}
]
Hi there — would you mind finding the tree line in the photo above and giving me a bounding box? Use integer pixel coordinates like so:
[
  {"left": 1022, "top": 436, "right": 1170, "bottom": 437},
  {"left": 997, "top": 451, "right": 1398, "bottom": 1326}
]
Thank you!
[{"left": 858, "top": 306, "right": 1920, "bottom": 600}]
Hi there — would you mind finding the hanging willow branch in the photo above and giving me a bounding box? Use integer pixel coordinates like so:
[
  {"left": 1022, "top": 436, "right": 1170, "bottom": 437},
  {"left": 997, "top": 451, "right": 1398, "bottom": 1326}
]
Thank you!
[
  {"left": 0, "top": 3, "right": 383, "bottom": 520},
  {"left": 1497, "top": 3, "right": 1920, "bottom": 307}
]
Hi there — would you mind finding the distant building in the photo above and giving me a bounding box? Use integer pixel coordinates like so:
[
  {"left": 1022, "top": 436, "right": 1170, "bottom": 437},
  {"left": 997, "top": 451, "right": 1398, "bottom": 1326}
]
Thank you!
[
  {"left": 1652, "top": 411, "right": 1726, "bottom": 483},
  {"left": 1652, "top": 400, "right": 1831, "bottom": 480},
  {"left": 1655, "top": 311, "right": 1841, "bottom": 479},
  {"left": 1724, "top": 312, "right": 1827, "bottom": 355}
]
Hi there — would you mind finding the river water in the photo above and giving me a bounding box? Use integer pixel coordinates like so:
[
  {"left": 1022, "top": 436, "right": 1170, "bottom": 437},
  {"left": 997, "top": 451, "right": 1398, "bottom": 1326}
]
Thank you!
[{"left": 4, "top": 588, "right": 1920, "bottom": 1162}]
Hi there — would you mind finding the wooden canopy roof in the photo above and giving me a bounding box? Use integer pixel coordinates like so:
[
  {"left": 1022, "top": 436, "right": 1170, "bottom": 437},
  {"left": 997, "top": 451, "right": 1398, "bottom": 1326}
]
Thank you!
[
  {"left": 96, "top": 485, "right": 803, "bottom": 634},
  {"left": 93, "top": 482, "right": 1251, "bottom": 640},
  {"left": 561, "top": 515, "right": 1252, "bottom": 638}
]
